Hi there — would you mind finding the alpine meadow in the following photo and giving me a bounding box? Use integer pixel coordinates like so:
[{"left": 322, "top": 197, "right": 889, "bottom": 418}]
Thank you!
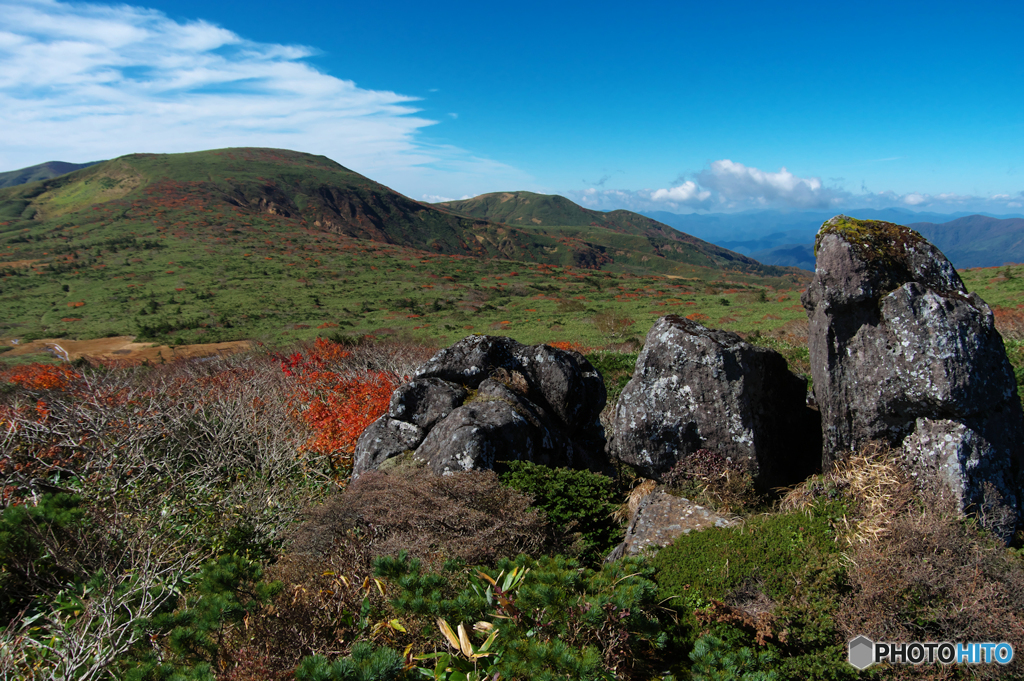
[{"left": 3, "top": 145, "right": 1024, "bottom": 681}]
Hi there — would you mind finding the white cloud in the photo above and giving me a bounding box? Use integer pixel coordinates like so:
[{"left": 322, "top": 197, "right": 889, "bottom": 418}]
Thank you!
[
  {"left": 563, "top": 160, "right": 1024, "bottom": 216},
  {"left": 421, "top": 194, "right": 470, "bottom": 203},
  {"left": 0, "top": 0, "right": 529, "bottom": 197},
  {"left": 695, "top": 159, "right": 841, "bottom": 209},
  {"left": 650, "top": 181, "right": 711, "bottom": 205}
]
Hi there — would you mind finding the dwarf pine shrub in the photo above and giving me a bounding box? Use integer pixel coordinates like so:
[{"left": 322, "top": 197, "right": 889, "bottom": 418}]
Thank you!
[
  {"left": 499, "top": 460, "right": 623, "bottom": 561},
  {"left": 688, "top": 634, "right": 779, "bottom": 681},
  {"left": 375, "top": 552, "right": 667, "bottom": 680},
  {"left": 0, "top": 493, "right": 89, "bottom": 622},
  {"left": 294, "top": 642, "right": 408, "bottom": 681},
  {"left": 125, "top": 555, "right": 282, "bottom": 680}
]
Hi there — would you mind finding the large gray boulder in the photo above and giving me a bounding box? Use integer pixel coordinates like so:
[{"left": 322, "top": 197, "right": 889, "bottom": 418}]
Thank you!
[
  {"left": 801, "top": 215, "right": 1024, "bottom": 540},
  {"left": 610, "top": 315, "right": 819, "bottom": 487},
  {"left": 353, "top": 335, "right": 608, "bottom": 476}
]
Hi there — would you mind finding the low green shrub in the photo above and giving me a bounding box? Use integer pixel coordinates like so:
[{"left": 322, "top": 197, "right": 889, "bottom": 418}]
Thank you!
[
  {"left": 294, "top": 643, "right": 408, "bottom": 681},
  {"left": 653, "top": 499, "right": 854, "bottom": 678},
  {"left": 688, "top": 633, "right": 779, "bottom": 681},
  {"left": 125, "top": 555, "right": 282, "bottom": 680},
  {"left": 0, "top": 493, "right": 90, "bottom": 622},
  {"left": 498, "top": 460, "right": 623, "bottom": 562},
  {"left": 584, "top": 351, "right": 638, "bottom": 404}
]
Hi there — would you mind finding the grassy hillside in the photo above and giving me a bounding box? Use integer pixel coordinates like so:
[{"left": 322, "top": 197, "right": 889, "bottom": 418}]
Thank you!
[
  {"left": 437, "top": 190, "right": 786, "bottom": 276},
  {"left": 0, "top": 160, "right": 101, "bottom": 189},
  {"left": 0, "top": 148, "right": 808, "bottom": 350}
]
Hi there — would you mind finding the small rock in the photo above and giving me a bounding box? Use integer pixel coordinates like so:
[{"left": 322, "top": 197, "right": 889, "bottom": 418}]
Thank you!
[{"left": 606, "top": 489, "right": 738, "bottom": 560}]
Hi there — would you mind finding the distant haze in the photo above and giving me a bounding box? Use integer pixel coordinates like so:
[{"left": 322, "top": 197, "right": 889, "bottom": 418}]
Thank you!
[{"left": 642, "top": 209, "right": 1024, "bottom": 270}]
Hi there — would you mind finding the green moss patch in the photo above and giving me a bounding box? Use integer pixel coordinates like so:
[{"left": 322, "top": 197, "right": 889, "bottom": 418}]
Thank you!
[{"left": 815, "top": 215, "right": 927, "bottom": 270}]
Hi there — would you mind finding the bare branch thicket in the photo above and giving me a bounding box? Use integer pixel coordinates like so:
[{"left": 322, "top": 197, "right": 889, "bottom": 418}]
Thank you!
[
  {"left": 0, "top": 509, "right": 206, "bottom": 681},
  {"left": 331, "top": 340, "right": 437, "bottom": 381},
  {"left": 3, "top": 355, "right": 335, "bottom": 528}
]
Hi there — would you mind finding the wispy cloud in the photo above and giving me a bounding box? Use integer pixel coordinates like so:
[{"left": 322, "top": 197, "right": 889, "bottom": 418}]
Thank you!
[
  {"left": 0, "top": 0, "right": 529, "bottom": 196},
  {"left": 565, "top": 159, "right": 1024, "bottom": 215},
  {"left": 421, "top": 193, "right": 471, "bottom": 203}
]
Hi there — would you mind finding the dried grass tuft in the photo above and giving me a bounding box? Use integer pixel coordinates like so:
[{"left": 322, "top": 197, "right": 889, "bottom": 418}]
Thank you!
[
  {"left": 777, "top": 441, "right": 912, "bottom": 545},
  {"left": 612, "top": 478, "right": 657, "bottom": 525}
]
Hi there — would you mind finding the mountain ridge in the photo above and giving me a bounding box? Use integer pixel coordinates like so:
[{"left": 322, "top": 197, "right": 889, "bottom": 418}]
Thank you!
[
  {"left": 0, "top": 160, "right": 103, "bottom": 189},
  {"left": 434, "top": 191, "right": 789, "bottom": 277}
]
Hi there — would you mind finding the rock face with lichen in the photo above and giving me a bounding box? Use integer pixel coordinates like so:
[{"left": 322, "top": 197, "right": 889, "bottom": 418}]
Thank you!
[
  {"left": 802, "top": 215, "right": 1024, "bottom": 541},
  {"left": 353, "top": 335, "right": 608, "bottom": 476},
  {"left": 606, "top": 488, "right": 739, "bottom": 561},
  {"left": 609, "top": 315, "right": 820, "bottom": 487}
]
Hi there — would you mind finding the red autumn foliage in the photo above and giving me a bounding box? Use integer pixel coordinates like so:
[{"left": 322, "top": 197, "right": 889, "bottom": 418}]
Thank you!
[
  {"left": 548, "top": 340, "right": 591, "bottom": 353},
  {"left": 0, "top": 363, "right": 80, "bottom": 391},
  {"left": 279, "top": 338, "right": 398, "bottom": 472},
  {"left": 993, "top": 305, "right": 1024, "bottom": 340}
]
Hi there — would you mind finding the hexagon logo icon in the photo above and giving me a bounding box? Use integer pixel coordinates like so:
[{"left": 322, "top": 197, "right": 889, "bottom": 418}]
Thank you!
[{"left": 849, "top": 636, "right": 875, "bottom": 669}]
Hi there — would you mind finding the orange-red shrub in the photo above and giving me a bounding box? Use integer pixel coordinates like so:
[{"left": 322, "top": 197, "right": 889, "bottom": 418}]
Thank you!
[
  {"left": 279, "top": 339, "right": 398, "bottom": 472},
  {"left": 548, "top": 340, "right": 591, "bottom": 353},
  {"left": 0, "top": 363, "right": 80, "bottom": 391}
]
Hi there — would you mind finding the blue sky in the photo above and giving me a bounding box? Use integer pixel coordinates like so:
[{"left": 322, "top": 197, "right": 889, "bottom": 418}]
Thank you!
[{"left": 1, "top": 0, "right": 1022, "bottom": 214}]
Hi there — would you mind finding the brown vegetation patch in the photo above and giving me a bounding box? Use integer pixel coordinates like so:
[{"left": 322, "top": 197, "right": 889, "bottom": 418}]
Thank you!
[
  {"left": 287, "top": 467, "right": 553, "bottom": 567},
  {"left": 780, "top": 442, "right": 912, "bottom": 544},
  {"left": 837, "top": 511, "right": 1024, "bottom": 679},
  {"left": 1, "top": 336, "right": 253, "bottom": 364}
]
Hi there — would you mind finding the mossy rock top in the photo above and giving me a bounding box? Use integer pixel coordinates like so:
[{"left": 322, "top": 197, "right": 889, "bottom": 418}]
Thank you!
[{"left": 815, "top": 215, "right": 927, "bottom": 270}]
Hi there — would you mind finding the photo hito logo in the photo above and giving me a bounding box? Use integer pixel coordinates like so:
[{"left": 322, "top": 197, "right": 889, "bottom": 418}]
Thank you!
[{"left": 849, "top": 636, "right": 1014, "bottom": 669}]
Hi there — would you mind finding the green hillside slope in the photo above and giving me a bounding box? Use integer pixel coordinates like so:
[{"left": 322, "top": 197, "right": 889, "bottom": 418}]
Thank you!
[
  {"left": 436, "top": 191, "right": 780, "bottom": 276},
  {"left": 0, "top": 148, "right": 808, "bottom": 347}
]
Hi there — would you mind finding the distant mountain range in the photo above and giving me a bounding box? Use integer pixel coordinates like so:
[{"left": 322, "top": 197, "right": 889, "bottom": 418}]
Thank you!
[
  {"left": 644, "top": 208, "right": 1024, "bottom": 270},
  {"left": 0, "top": 149, "right": 806, "bottom": 282},
  {"left": 6, "top": 154, "right": 1019, "bottom": 272},
  {"left": 0, "top": 160, "right": 102, "bottom": 189},
  {"left": 0, "top": 148, "right": 807, "bottom": 344}
]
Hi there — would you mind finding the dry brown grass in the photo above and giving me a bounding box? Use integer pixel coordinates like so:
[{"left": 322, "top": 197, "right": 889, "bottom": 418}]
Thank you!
[
  {"left": 662, "top": 450, "right": 762, "bottom": 515},
  {"left": 612, "top": 478, "right": 657, "bottom": 524},
  {"left": 837, "top": 510, "right": 1024, "bottom": 679},
  {"left": 778, "top": 441, "right": 913, "bottom": 545},
  {"left": 778, "top": 444, "right": 1024, "bottom": 679}
]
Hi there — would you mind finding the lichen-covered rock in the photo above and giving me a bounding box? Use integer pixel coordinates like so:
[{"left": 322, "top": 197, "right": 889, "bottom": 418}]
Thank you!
[
  {"left": 606, "top": 489, "right": 738, "bottom": 561},
  {"left": 414, "top": 335, "right": 606, "bottom": 433},
  {"left": 352, "top": 418, "right": 425, "bottom": 476},
  {"left": 901, "top": 418, "right": 1020, "bottom": 543},
  {"left": 353, "top": 335, "right": 608, "bottom": 476},
  {"left": 387, "top": 378, "right": 468, "bottom": 431},
  {"left": 801, "top": 215, "right": 1024, "bottom": 539},
  {"left": 610, "top": 315, "right": 818, "bottom": 486}
]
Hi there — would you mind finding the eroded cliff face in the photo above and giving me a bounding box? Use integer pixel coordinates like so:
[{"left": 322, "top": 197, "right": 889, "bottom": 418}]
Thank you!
[{"left": 802, "top": 215, "right": 1024, "bottom": 541}]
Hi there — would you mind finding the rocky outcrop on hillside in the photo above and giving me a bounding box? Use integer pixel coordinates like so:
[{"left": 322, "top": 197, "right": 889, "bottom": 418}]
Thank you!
[
  {"left": 802, "top": 215, "right": 1024, "bottom": 541},
  {"left": 609, "top": 315, "right": 819, "bottom": 487},
  {"left": 353, "top": 335, "right": 608, "bottom": 476}
]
